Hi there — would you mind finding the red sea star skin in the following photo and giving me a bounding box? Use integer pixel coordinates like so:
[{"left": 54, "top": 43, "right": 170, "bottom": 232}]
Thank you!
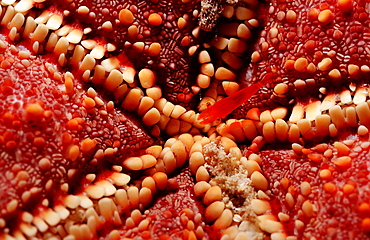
[
  {"left": 50, "top": 0, "right": 202, "bottom": 108},
  {"left": 108, "top": 169, "right": 213, "bottom": 239},
  {"left": 197, "top": 0, "right": 370, "bottom": 238},
  {"left": 0, "top": 1, "right": 212, "bottom": 239},
  {"left": 226, "top": 0, "right": 370, "bottom": 238},
  {"left": 260, "top": 135, "right": 370, "bottom": 239},
  {"left": 1, "top": 0, "right": 370, "bottom": 239},
  {"left": 234, "top": 0, "right": 370, "bottom": 117},
  {"left": 0, "top": 36, "right": 154, "bottom": 224}
]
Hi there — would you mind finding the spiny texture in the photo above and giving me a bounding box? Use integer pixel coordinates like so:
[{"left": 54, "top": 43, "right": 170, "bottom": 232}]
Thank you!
[{"left": 0, "top": 0, "right": 370, "bottom": 239}]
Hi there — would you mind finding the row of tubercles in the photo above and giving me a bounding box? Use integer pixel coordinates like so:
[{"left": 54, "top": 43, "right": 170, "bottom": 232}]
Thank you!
[
  {"left": 4, "top": 123, "right": 284, "bottom": 239},
  {"left": 4, "top": 2, "right": 270, "bottom": 140},
  {"left": 214, "top": 84, "right": 370, "bottom": 148},
  {"left": 8, "top": 159, "right": 170, "bottom": 240},
  {"left": 0, "top": 1, "right": 249, "bottom": 240},
  {"left": 0, "top": 4, "right": 207, "bottom": 238},
  {"left": 219, "top": 139, "right": 303, "bottom": 240},
  {"left": 186, "top": 134, "right": 287, "bottom": 239},
  {"left": 143, "top": 133, "right": 198, "bottom": 175},
  {"left": 81, "top": 136, "right": 293, "bottom": 239},
  {"left": 184, "top": 137, "right": 274, "bottom": 239},
  {"left": 0, "top": 1, "right": 312, "bottom": 238},
  {"left": 27, "top": 133, "right": 208, "bottom": 240},
  {"left": 129, "top": 7, "right": 261, "bottom": 138},
  {"left": 0, "top": 8, "right": 97, "bottom": 232},
  {"left": 121, "top": 136, "right": 210, "bottom": 240},
  {"left": 120, "top": 132, "right": 210, "bottom": 238},
  {"left": 118, "top": 132, "right": 283, "bottom": 238},
  {"left": 0, "top": 13, "right": 172, "bottom": 234},
  {"left": 6, "top": 170, "right": 115, "bottom": 238},
  {"left": 195, "top": 0, "right": 260, "bottom": 114},
  {"left": 0, "top": 4, "right": 209, "bottom": 138}
]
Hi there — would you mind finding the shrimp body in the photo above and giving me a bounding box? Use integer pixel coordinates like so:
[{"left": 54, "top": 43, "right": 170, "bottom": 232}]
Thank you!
[{"left": 198, "top": 73, "right": 275, "bottom": 124}]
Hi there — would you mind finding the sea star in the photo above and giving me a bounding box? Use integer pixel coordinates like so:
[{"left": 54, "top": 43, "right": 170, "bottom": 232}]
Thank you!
[{"left": 0, "top": 0, "right": 369, "bottom": 239}]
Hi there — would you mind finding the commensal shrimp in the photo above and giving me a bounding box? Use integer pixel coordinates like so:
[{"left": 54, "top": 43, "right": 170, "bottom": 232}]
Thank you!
[{"left": 198, "top": 73, "right": 275, "bottom": 124}]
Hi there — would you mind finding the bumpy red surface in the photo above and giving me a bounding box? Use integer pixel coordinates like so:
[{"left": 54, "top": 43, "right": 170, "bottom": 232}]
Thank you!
[
  {"left": 1, "top": 0, "right": 370, "bottom": 239},
  {"left": 0, "top": 38, "right": 153, "bottom": 221}
]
